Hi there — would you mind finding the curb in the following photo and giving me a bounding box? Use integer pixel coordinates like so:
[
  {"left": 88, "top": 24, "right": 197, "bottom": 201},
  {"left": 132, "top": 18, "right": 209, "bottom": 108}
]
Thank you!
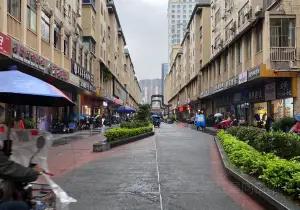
[
  {"left": 109, "top": 132, "right": 155, "bottom": 148},
  {"left": 214, "top": 137, "right": 300, "bottom": 210}
]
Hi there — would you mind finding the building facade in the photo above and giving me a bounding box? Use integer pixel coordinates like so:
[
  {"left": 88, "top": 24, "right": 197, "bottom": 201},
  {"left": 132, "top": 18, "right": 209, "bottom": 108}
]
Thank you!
[
  {"left": 165, "top": 3, "right": 211, "bottom": 120},
  {"left": 0, "top": 0, "right": 141, "bottom": 129},
  {"left": 168, "top": 0, "right": 209, "bottom": 57},
  {"left": 140, "top": 79, "right": 162, "bottom": 105},
  {"left": 165, "top": 0, "right": 300, "bottom": 124},
  {"left": 161, "top": 63, "right": 169, "bottom": 95}
]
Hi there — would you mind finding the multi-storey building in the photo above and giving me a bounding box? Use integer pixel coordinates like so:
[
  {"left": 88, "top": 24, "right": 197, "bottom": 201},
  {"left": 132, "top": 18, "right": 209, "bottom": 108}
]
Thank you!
[
  {"left": 140, "top": 79, "right": 162, "bottom": 105},
  {"left": 168, "top": 0, "right": 209, "bottom": 57},
  {"left": 161, "top": 63, "right": 169, "bottom": 95},
  {"left": 165, "top": 0, "right": 300, "bottom": 124},
  {"left": 0, "top": 0, "right": 141, "bottom": 129},
  {"left": 165, "top": 3, "right": 211, "bottom": 119}
]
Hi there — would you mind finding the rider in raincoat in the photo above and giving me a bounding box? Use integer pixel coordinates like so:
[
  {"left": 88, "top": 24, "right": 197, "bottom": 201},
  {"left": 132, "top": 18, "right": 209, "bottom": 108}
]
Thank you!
[{"left": 195, "top": 110, "right": 206, "bottom": 131}]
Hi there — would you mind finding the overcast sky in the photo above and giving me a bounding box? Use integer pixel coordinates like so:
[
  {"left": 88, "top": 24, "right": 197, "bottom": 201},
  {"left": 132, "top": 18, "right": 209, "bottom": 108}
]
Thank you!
[{"left": 114, "top": 0, "right": 168, "bottom": 80}]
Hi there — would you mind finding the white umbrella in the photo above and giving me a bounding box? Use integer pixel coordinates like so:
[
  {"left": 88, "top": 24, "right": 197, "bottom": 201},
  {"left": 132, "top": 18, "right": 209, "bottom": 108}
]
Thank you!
[{"left": 214, "top": 113, "right": 223, "bottom": 117}]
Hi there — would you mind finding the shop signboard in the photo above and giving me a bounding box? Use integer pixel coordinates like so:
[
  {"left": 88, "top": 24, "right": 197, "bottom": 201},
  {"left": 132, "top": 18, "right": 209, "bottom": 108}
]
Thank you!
[
  {"left": 238, "top": 72, "right": 247, "bottom": 84},
  {"left": 71, "top": 60, "right": 94, "bottom": 85},
  {"left": 69, "top": 73, "right": 80, "bottom": 87},
  {"left": 225, "top": 76, "right": 238, "bottom": 89},
  {"left": 247, "top": 66, "right": 260, "bottom": 81},
  {"left": 79, "top": 79, "right": 96, "bottom": 92},
  {"left": 0, "top": 32, "right": 11, "bottom": 57},
  {"left": 12, "top": 40, "right": 69, "bottom": 82},
  {"left": 265, "top": 82, "right": 276, "bottom": 101},
  {"left": 276, "top": 80, "right": 292, "bottom": 99}
]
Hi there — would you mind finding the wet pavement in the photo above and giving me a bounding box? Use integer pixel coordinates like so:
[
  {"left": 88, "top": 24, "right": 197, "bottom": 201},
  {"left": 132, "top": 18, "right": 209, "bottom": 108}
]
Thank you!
[{"left": 53, "top": 123, "right": 265, "bottom": 210}]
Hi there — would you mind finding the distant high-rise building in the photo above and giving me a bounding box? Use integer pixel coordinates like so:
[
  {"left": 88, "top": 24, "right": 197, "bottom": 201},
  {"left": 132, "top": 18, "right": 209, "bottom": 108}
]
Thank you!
[
  {"left": 161, "top": 63, "right": 169, "bottom": 95},
  {"left": 140, "top": 79, "right": 162, "bottom": 104},
  {"left": 168, "top": 0, "right": 209, "bottom": 57}
]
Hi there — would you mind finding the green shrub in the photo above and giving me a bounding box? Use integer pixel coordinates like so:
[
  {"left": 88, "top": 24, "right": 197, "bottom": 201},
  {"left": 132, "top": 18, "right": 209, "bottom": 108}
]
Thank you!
[
  {"left": 24, "top": 118, "right": 35, "bottom": 129},
  {"left": 105, "top": 125, "right": 153, "bottom": 142},
  {"left": 120, "top": 121, "right": 150, "bottom": 129},
  {"left": 217, "top": 131, "right": 300, "bottom": 199},
  {"left": 226, "top": 126, "right": 300, "bottom": 160},
  {"left": 272, "top": 117, "right": 295, "bottom": 132}
]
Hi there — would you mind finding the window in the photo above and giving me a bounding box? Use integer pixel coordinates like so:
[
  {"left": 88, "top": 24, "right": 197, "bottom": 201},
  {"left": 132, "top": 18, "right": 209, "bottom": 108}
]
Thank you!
[
  {"left": 84, "top": 53, "right": 88, "bottom": 69},
  {"left": 224, "top": 51, "right": 228, "bottom": 72},
  {"left": 215, "top": 9, "right": 221, "bottom": 26},
  {"left": 8, "top": 0, "right": 21, "bottom": 20},
  {"left": 64, "top": 34, "right": 69, "bottom": 56},
  {"left": 237, "top": 41, "right": 242, "bottom": 64},
  {"left": 256, "top": 23, "right": 263, "bottom": 52},
  {"left": 246, "top": 34, "right": 252, "bottom": 60},
  {"left": 72, "top": 41, "right": 77, "bottom": 61},
  {"left": 89, "top": 57, "right": 93, "bottom": 72},
  {"left": 270, "top": 18, "right": 295, "bottom": 47},
  {"left": 78, "top": 48, "right": 83, "bottom": 65},
  {"left": 54, "top": 23, "right": 61, "bottom": 50},
  {"left": 41, "top": 11, "right": 50, "bottom": 42},
  {"left": 27, "top": 0, "right": 37, "bottom": 32}
]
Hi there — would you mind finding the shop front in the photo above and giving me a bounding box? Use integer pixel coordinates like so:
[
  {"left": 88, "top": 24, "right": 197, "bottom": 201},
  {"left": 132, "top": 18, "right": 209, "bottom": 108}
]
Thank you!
[
  {"left": 71, "top": 60, "right": 98, "bottom": 117},
  {"left": 0, "top": 36, "right": 83, "bottom": 131}
]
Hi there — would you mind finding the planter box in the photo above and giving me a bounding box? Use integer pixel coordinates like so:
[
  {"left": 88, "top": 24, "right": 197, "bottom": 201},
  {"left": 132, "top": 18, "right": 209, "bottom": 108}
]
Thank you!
[
  {"left": 214, "top": 137, "right": 300, "bottom": 210},
  {"left": 93, "top": 138, "right": 111, "bottom": 153},
  {"left": 109, "top": 132, "right": 155, "bottom": 148}
]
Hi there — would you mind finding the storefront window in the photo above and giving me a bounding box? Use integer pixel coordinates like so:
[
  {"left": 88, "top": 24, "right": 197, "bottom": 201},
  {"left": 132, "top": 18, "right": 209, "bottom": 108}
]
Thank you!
[
  {"left": 27, "top": 0, "right": 37, "bottom": 32},
  {"left": 254, "top": 102, "right": 268, "bottom": 123},
  {"left": 284, "top": 98, "right": 293, "bottom": 118},
  {"left": 272, "top": 98, "right": 293, "bottom": 120}
]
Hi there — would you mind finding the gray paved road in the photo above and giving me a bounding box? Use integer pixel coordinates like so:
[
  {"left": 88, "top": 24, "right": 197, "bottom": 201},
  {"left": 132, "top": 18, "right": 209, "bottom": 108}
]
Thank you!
[{"left": 56, "top": 123, "right": 265, "bottom": 210}]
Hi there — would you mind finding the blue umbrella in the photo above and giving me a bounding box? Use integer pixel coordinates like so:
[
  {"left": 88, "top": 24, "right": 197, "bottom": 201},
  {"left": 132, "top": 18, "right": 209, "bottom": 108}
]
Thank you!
[
  {"left": 0, "top": 70, "right": 74, "bottom": 106},
  {"left": 116, "top": 105, "right": 136, "bottom": 113}
]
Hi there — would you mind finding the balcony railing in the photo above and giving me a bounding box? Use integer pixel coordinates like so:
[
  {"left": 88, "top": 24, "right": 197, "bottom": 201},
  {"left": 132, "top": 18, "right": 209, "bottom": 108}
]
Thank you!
[
  {"left": 264, "top": 0, "right": 279, "bottom": 9},
  {"left": 270, "top": 47, "right": 296, "bottom": 62}
]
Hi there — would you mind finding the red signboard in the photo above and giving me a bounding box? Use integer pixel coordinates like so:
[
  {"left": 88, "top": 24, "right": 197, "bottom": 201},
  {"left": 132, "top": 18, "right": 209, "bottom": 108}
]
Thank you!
[
  {"left": 12, "top": 40, "right": 69, "bottom": 82},
  {"left": 0, "top": 32, "right": 12, "bottom": 57}
]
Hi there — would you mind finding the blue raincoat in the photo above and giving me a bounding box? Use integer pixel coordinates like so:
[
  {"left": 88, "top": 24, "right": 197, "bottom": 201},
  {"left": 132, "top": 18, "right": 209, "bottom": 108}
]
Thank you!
[{"left": 195, "top": 114, "right": 206, "bottom": 129}]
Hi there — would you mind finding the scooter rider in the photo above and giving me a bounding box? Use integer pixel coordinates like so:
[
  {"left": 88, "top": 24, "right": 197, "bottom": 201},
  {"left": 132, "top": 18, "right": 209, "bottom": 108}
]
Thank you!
[{"left": 0, "top": 144, "right": 43, "bottom": 210}]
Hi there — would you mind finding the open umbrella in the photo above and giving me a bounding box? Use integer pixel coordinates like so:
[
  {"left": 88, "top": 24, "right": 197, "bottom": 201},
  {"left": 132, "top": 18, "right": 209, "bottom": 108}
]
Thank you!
[
  {"left": 116, "top": 105, "right": 136, "bottom": 113},
  {"left": 214, "top": 113, "right": 223, "bottom": 118},
  {"left": 0, "top": 70, "right": 74, "bottom": 107},
  {"left": 0, "top": 68, "right": 75, "bottom": 156}
]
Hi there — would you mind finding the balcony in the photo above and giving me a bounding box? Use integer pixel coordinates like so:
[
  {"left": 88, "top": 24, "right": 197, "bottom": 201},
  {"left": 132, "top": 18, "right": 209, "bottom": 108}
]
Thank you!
[
  {"left": 264, "top": 0, "right": 279, "bottom": 10},
  {"left": 107, "top": 0, "right": 114, "bottom": 13},
  {"left": 270, "top": 47, "right": 295, "bottom": 62}
]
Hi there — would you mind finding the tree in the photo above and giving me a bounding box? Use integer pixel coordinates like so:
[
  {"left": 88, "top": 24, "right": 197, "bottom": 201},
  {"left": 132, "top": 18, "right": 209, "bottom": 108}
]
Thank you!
[{"left": 135, "top": 104, "right": 151, "bottom": 122}]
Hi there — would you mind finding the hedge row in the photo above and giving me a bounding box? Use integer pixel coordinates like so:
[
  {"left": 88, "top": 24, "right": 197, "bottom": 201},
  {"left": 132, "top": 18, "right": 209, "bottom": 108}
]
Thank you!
[
  {"left": 218, "top": 131, "right": 300, "bottom": 199},
  {"left": 105, "top": 126, "right": 153, "bottom": 142},
  {"left": 226, "top": 126, "right": 300, "bottom": 160},
  {"left": 120, "top": 121, "right": 151, "bottom": 129}
]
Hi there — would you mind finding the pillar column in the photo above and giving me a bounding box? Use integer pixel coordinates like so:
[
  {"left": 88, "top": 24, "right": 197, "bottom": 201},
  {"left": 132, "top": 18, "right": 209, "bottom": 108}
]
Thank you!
[
  {"left": 50, "top": 15, "right": 55, "bottom": 61},
  {"left": 60, "top": 26, "right": 65, "bottom": 68},
  {"left": 0, "top": 0, "right": 8, "bottom": 33},
  {"left": 36, "top": 2, "right": 42, "bottom": 53},
  {"left": 20, "top": 0, "right": 27, "bottom": 44}
]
